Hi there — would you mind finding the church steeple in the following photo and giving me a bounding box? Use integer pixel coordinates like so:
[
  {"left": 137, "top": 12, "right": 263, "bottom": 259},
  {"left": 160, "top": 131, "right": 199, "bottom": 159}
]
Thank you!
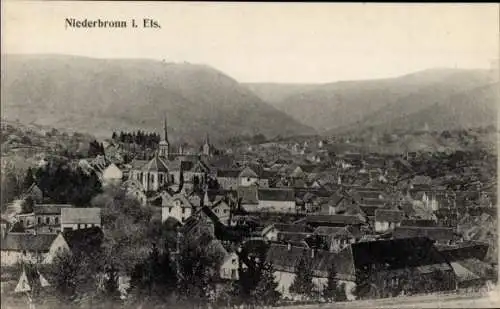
[
  {"left": 202, "top": 133, "right": 211, "bottom": 156},
  {"left": 158, "top": 115, "right": 170, "bottom": 159},
  {"left": 164, "top": 115, "right": 169, "bottom": 143}
]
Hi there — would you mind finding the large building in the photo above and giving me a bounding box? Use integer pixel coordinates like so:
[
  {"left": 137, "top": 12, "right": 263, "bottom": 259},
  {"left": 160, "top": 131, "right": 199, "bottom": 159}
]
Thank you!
[{"left": 128, "top": 117, "right": 172, "bottom": 192}]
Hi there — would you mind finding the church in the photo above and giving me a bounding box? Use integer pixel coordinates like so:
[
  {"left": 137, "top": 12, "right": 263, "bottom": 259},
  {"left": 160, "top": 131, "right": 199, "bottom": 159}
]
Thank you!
[{"left": 127, "top": 117, "right": 214, "bottom": 193}]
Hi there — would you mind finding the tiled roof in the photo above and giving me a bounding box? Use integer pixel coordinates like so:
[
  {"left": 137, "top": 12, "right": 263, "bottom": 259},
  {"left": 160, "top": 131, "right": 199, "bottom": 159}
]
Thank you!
[
  {"left": 1, "top": 233, "right": 56, "bottom": 251},
  {"left": 277, "top": 232, "right": 313, "bottom": 244},
  {"left": 237, "top": 185, "right": 259, "bottom": 205},
  {"left": 359, "top": 205, "right": 379, "bottom": 217},
  {"left": 349, "top": 237, "right": 452, "bottom": 272},
  {"left": 142, "top": 156, "right": 169, "bottom": 172},
  {"left": 393, "top": 226, "right": 455, "bottom": 241},
  {"left": 300, "top": 215, "right": 363, "bottom": 226},
  {"left": 217, "top": 169, "right": 241, "bottom": 178},
  {"left": 375, "top": 209, "right": 404, "bottom": 223},
  {"left": 129, "top": 160, "right": 148, "bottom": 170},
  {"left": 400, "top": 219, "right": 437, "bottom": 227},
  {"left": 239, "top": 167, "right": 258, "bottom": 178},
  {"left": 273, "top": 223, "right": 312, "bottom": 233},
  {"left": 61, "top": 208, "right": 101, "bottom": 224},
  {"left": 34, "top": 204, "right": 73, "bottom": 215},
  {"left": 313, "top": 226, "right": 345, "bottom": 236},
  {"left": 265, "top": 244, "right": 342, "bottom": 279},
  {"left": 258, "top": 188, "right": 295, "bottom": 202},
  {"left": 166, "top": 159, "right": 183, "bottom": 171}
]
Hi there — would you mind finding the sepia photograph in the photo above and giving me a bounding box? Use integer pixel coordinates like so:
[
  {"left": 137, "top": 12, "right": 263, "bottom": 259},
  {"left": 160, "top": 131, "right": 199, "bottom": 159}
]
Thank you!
[{"left": 1, "top": 2, "right": 499, "bottom": 308}]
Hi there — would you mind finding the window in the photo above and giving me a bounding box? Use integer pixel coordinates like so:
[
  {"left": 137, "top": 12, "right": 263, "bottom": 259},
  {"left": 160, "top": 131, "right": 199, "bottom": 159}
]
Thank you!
[
  {"left": 231, "top": 269, "right": 237, "bottom": 279},
  {"left": 215, "top": 209, "right": 219, "bottom": 214},
  {"left": 45, "top": 217, "right": 50, "bottom": 225},
  {"left": 223, "top": 209, "right": 228, "bottom": 214},
  {"left": 38, "top": 217, "right": 41, "bottom": 224},
  {"left": 182, "top": 208, "right": 186, "bottom": 214},
  {"left": 55, "top": 217, "right": 59, "bottom": 224}
]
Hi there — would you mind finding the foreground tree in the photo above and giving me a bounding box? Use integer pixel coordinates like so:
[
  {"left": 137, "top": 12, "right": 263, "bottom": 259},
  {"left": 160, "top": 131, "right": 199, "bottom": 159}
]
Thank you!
[
  {"left": 251, "top": 261, "right": 281, "bottom": 307},
  {"left": 177, "top": 237, "right": 222, "bottom": 308},
  {"left": 323, "top": 264, "right": 338, "bottom": 302},
  {"left": 289, "top": 254, "right": 314, "bottom": 299},
  {"left": 129, "top": 243, "right": 178, "bottom": 303}
]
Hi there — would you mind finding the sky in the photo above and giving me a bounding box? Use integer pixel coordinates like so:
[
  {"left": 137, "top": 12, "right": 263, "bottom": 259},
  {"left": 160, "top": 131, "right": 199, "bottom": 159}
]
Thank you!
[{"left": 2, "top": 2, "right": 499, "bottom": 83}]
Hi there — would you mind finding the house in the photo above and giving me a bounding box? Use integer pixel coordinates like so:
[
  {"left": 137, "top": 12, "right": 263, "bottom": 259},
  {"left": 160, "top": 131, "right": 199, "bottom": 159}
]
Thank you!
[
  {"left": 257, "top": 188, "right": 295, "bottom": 213},
  {"left": 261, "top": 223, "right": 312, "bottom": 241},
  {"left": 44, "top": 227, "right": 104, "bottom": 264},
  {"left": 289, "top": 165, "right": 318, "bottom": 179},
  {"left": 258, "top": 169, "right": 277, "bottom": 188},
  {"left": 211, "top": 199, "right": 231, "bottom": 226},
  {"left": 335, "top": 237, "right": 456, "bottom": 299},
  {"left": 1, "top": 233, "right": 57, "bottom": 266},
  {"left": 13, "top": 213, "right": 36, "bottom": 230},
  {"left": 374, "top": 209, "right": 404, "bottom": 233},
  {"left": 238, "top": 166, "right": 259, "bottom": 187},
  {"left": 296, "top": 214, "right": 364, "bottom": 228},
  {"left": 435, "top": 242, "right": 494, "bottom": 288},
  {"left": 34, "top": 204, "right": 73, "bottom": 234},
  {"left": 220, "top": 251, "right": 247, "bottom": 281},
  {"left": 101, "top": 163, "right": 123, "bottom": 186},
  {"left": 313, "top": 226, "right": 359, "bottom": 252},
  {"left": 183, "top": 160, "right": 210, "bottom": 187},
  {"left": 161, "top": 193, "right": 194, "bottom": 224},
  {"left": 60, "top": 208, "right": 101, "bottom": 231},
  {"left": 393, "top": 226, "right": 456, "bottom": 245},
  {"left": 237, "top": 185, "right": 259, "bottom": 212},
  {"left": 216, "top": 169, "right": 241, "bottom": 190},
  {"left": 265, "top": 244, "right": 355, "bottom": 300}
]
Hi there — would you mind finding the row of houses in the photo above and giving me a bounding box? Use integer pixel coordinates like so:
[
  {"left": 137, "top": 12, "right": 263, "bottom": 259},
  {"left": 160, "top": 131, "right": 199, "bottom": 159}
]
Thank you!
[{"left": 2, "top": 203, "right": 101, "bottom": 236}]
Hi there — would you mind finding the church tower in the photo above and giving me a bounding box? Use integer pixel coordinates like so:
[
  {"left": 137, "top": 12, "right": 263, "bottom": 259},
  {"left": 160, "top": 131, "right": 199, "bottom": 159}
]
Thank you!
[
  {"left": 158, "top": 115, "right": 170, "bottom": 159},
  {"left": 202, "top": 133, "right": 211, "bottom": 156}
]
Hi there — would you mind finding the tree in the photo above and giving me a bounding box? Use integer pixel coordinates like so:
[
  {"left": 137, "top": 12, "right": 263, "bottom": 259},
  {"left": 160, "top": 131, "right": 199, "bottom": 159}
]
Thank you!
[
  {"left": 92, "top": 187, "right": 154, "bottom": 274},
  {"left": 129, "top": 243, "right": 177, "bottom": 301},
  {"left": 323, "top": 264, "right": 338, "bottom": 302},
  {"left": 252, "top": 261, "right": 281, "bottom": 307},
  {"left": 289, "top": 254, "right": 315, "bottom": 299},
  {"left": 48, "top": 250, "right": 97, "bottom": 303},
  {"left": 177, "top": 237, "right": 222, "bottom": 308},
  {"left": 22, "top": 168, "right": 35, "bottom": 191}
]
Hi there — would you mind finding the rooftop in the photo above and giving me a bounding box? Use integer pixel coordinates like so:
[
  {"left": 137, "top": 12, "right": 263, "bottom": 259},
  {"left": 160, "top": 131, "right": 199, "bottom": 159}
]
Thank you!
[
  {"left": 61, "top": 208, "right": 101, "bottom": 224},
  {"left": 258, "top": 188, "right": 295, "bottom": 202},
  {"left": 34, "top": 204, "right": 73, "bottom": 215},
  {"left": 1, "top": 233, "right": 57, "bottom": 251}
]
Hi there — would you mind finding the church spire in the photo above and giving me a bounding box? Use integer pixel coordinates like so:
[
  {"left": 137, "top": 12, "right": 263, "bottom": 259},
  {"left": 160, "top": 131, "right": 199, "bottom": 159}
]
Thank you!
[{"left": 164, "top": 114, "right": 169, "bottom": 142}]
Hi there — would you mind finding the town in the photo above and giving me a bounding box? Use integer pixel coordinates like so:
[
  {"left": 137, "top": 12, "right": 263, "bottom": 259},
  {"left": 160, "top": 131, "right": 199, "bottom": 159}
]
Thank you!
[{"left": 0, "top": 117, "right": 497, "bottom": 309}]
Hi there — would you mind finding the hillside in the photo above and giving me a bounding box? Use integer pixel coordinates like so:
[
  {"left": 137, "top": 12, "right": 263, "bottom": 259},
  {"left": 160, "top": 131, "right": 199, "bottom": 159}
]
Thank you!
[
  {"left": 1, "top": 54, "right": 315, "bottom": 143},
  {"left": 243, "top": 83, "right": 320, "bottom": 104},
  {"left": 263, "top": 68, "right": 498, "bottom": 134}
]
